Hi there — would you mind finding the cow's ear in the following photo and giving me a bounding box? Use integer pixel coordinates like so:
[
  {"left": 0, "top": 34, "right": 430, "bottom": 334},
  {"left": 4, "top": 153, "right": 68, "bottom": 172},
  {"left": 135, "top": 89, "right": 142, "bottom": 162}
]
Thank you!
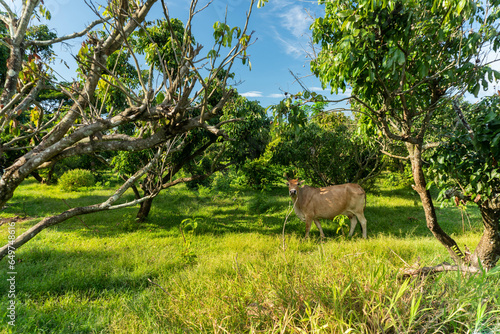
[{"left": 298, "top": 180, "right": 304, "bottom": 186}]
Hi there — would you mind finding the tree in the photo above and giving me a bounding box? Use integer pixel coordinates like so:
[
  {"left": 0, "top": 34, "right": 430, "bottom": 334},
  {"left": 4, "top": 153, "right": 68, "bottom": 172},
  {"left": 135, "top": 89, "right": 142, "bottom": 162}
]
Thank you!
[
  {"left": 133, "top": 90, "right": 270, "bottom": 222},
  {"left": 0, "top": 0, "right": 256, "bottom": 260},
  {"left": 427, "top": 96, "right": 500, "bottom": 271},
  {"left": 270, "top": 102, "right": 382, "bottom": 187},
  {"left": 308, "top": 0, "right": 500, "bottom": 268}
]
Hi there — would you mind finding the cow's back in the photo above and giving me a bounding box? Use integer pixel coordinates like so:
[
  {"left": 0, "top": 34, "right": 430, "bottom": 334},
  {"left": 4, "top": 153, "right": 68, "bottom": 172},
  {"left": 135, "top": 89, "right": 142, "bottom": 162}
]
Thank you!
[{"left": 296, "top": 183, "right": 365, "bottom": 220}]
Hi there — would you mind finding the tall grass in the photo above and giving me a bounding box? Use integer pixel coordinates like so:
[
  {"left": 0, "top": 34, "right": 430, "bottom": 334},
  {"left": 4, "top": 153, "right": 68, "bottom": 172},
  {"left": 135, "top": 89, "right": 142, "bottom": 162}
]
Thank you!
[{"left": 1, "top": 177, "right": 498, "bottom": 333}]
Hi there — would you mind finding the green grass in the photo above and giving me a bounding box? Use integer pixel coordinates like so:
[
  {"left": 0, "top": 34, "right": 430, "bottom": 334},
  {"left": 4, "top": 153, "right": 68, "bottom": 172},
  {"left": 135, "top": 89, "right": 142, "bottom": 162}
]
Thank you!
[{"left": 1, "top": 176, "right": 499, "bottom": 333}]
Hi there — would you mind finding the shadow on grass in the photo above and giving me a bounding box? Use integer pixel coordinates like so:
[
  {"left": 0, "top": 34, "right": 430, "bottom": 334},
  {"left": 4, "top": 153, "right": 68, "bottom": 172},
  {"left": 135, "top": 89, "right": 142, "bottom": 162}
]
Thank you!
[
  {"left": 2, "top": 182, "right": 481, "bottom": 241},
  {"left": 0, "top": 245, "right": 172, "bottom": 297}
]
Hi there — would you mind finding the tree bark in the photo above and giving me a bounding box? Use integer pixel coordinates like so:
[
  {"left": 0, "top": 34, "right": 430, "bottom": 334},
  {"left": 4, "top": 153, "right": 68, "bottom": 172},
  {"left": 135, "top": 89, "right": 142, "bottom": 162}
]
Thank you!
[
  {"left": 406, "top": 142, "right": 465, "bottom": 263},
  {"left": 471, "top": 201, "right": 500, "bottom": 270},
  {"left": 136, "top": 196, "right": 154, "bottom": 223}
]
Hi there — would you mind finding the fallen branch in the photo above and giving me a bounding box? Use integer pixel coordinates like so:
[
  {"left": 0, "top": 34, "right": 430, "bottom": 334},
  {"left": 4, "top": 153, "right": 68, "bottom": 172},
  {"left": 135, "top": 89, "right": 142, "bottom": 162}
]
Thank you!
[{"left": 401, "top": 262, "right": 481, "bottom": 278}]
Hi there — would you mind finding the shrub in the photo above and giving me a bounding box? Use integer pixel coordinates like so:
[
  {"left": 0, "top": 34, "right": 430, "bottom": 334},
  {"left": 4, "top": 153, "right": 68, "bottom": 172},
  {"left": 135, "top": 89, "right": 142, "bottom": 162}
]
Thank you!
[{"left": 58, "top": 169, "right": 95, "bottom": 191}]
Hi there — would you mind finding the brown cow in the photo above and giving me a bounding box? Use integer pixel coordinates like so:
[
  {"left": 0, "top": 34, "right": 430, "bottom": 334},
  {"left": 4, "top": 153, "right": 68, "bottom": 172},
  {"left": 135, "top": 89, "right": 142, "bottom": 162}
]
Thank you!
[{"left": 286, "top": 179, "right": 367, "bottom": 239}]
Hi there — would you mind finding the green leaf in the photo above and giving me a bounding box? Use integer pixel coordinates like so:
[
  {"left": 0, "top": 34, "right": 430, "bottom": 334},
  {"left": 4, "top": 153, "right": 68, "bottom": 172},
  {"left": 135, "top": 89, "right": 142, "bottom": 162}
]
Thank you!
[
  {"left": 257, "top": 0, "right": 269, "bottom": 8},
  {"left": 156, "top": 92, "right": 165, "bottom": 104},
  {"left": 471, "top": 83, "right": 480, "bottom": 97},
  {"left": 485, "top": 111, "right": 498, "bottom": 123},
  {"left": 395, "top": 49, "right": 405, "bottom": 65}
]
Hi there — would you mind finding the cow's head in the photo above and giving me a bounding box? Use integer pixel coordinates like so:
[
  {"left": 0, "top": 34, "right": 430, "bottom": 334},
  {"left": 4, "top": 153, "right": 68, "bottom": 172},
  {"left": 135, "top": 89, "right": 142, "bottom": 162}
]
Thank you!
[{"left": 286, "top": 179, "right": 303, "bottom": 196}]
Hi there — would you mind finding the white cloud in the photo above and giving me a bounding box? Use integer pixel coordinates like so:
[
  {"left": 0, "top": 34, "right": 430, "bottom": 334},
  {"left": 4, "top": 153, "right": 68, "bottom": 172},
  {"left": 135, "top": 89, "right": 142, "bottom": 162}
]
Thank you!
[
  {"left": 263, "top": 1, "right": 317, "bottom": 58},
  {"left": 272, "top": 29, "right": 306, "bottom": 57},
  {"left": 279, "top": 6, "right": 312, "bottom": 39},
  {"left": 268, "top": 93, "right": 285, "bottom": 98},
  {"left": 241, "top": 91, "right": 263, "bottom": 98}
]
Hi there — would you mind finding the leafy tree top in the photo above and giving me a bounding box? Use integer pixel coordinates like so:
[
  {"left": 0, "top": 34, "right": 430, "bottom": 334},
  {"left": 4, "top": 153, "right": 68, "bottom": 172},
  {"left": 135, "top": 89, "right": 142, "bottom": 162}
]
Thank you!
[
  {"left": 311, "top": 0, "right": 500, "bottom": 140},
  {"left": 429, "top": 96, "right": 500, "bottom": 202},
  {"left": 132, "top": 18, "right": 191, "bottom": 72}
]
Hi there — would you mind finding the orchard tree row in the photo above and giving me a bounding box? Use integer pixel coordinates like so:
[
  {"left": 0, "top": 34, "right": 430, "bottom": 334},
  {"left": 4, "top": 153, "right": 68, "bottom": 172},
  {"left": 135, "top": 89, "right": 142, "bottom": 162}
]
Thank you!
[{"left": 0, "top": 0, "right": 379, "bottom": 260}]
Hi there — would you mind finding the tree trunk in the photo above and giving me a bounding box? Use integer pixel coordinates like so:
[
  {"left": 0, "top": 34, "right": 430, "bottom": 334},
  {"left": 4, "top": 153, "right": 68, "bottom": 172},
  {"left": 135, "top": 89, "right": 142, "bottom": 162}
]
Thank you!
[
  {"left": 472, "top": 201, "right": 500, "bottom": 270},
  {"left": 136, "top": 196, "right": 154, "bottom": 223},
  {"left": 406, "top": 142, "right": 465, "bottom": 263}
]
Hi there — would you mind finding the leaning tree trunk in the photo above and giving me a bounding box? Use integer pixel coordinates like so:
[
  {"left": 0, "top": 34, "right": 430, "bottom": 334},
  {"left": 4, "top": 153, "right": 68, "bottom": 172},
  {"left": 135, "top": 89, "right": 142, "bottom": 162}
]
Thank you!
[
  {"left": 406, "top": 142, "right": 465, "bottom": 263},
  {"left": 471, "top": 200, "right": 500, "bottom": 270},
  {"left": 136, "top": 193, "right": 154, "bottom": 223}
]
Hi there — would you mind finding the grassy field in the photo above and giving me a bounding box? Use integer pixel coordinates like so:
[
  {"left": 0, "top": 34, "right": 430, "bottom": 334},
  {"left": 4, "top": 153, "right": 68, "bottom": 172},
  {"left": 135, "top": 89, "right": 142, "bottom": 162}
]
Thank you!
[{"left": 1, "top": 176, "right": 500, "bottom": 333}]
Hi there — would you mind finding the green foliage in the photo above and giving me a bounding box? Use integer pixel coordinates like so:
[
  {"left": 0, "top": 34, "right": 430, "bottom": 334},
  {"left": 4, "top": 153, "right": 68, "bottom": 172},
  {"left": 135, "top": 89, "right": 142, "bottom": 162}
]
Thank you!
[
  {"left": 132, "top": 18, "right": 189, "bottom": 72},
  {"left": 220, "top": 97, "right": 271, "bottom": 165},
  {"left": 311, "top": 0, "right": 500, "bottom": 102},
  {"left": 309, "top": 0, "right": 500, "bottom": 173},
  {"left": 179, "top": 90, "right": 272, "bottom": 190},
  {"left": 41, "top": 155, "right": 106, "bottom": 184},
  {"left": 429, "top": 96, "right": 500, "bottom": 201},
  {"left": 25, "top": 25, "right": 57, "bottom": 60},
  {"left": 211, "top": 170, "right": 233, "bottom": 192},
  {"left": 0, "top": 24, "right": 9, "bottom": 85},
  {"left": 96, "top": 51, "right": 141, "bottom": 110},
  {"left": 270, "top": 105, "right": 382, "bottom": 187},
  {"left": 211, "top": 21, "right": 251, "bottom": 67},
  {"left": 386, "top": 162, "right": 414, "bottom": 188},
  {"left": 58, "top": 169, "right": 96, "bottom": 192},
  {"left": 111, "top": 150, "right": 152, "bottom": 176},
  {"left": 239, "top": 156, "right": 283, "bottom": 189}
]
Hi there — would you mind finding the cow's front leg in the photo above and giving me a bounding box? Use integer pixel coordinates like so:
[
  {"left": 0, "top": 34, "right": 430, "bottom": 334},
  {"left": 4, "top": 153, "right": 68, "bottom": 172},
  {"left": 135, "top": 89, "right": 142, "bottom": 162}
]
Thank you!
[
  {"left": 313, "top": 219, "right": 325, "bottom": 238},
  {"left": 304, "top": 218, "right": 313, "bottom": 238}
]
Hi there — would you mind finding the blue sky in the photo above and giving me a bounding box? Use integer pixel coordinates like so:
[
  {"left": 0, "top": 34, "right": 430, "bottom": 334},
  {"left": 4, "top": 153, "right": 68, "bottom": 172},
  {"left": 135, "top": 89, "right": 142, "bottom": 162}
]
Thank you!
[
  {"left": 8, "top": 0, "right": 348, "bottom": 109},
  {"left": 8, "top": 0, "right": 498, "bottom": 108}
]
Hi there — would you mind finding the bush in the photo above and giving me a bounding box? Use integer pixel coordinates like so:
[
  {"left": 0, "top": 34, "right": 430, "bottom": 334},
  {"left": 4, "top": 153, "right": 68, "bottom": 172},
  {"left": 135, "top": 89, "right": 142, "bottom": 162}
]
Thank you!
[
  {"left": 58, "top": 169, "right": 95, "bottom": 191},
  {"left": 239, "top": 157, "right": 283, "bottom": 190}
]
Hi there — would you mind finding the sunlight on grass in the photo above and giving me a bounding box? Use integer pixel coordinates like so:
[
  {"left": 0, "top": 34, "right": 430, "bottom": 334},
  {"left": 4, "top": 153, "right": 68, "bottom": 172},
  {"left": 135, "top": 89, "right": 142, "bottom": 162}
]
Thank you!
[{"left": 1, "top": 178, "right": 497, "bottom": 333}]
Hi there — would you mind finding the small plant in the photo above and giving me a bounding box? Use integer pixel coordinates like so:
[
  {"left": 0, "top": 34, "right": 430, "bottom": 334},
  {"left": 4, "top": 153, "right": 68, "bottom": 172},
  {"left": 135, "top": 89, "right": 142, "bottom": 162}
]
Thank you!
[
  {"left": 179, "top": 218, "right": 200, "bottom": 265},
  {"left": 58, "top": 169, "right": 95, "bottom": 192},
  {"left": 332, "top": 215, "right": 350, "bottom": 236},
  {"left": 197, "top": 184, "right": 212, "bottom": 198}
]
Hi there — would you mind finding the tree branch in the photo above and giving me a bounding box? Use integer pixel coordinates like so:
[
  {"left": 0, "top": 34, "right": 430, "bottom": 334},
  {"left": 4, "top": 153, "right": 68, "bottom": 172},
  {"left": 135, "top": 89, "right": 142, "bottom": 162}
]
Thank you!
[
  {"left": 402, "top": 262, "right": 480, "bottom": 278},
  {"left": 27, "top": 19, "right": 105, "bottom": 47}
]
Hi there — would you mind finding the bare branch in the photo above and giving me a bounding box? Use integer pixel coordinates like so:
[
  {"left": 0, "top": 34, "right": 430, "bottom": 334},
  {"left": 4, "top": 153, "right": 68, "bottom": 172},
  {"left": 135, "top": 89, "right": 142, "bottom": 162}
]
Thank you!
[
  {"left": 28, "top": 19, "right": 105, "bottom": 47},
  {"left": 402, "top": 262, "right": 480, "bottom": 278},
  {"left": 452, "top": 99, "right": 474, "bottom": 140}
]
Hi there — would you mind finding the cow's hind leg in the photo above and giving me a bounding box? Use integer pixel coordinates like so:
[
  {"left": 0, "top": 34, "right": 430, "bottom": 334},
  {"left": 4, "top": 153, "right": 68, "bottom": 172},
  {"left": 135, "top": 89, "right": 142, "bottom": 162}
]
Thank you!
[
  {"left": 348, "top": 215, "right": 358, "bottom": 237},
  {"left": 313, "top": 219, "right": 325, "bottom": 238},
  {"left": 357, "top": 212, "right": 368, "bottom": 239}
]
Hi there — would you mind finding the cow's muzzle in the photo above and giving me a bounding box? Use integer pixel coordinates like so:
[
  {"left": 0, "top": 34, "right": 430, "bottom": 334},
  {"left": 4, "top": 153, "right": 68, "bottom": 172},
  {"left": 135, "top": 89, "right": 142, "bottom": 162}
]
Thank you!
[{"left": 289, "top": 189, "right": 297, "bottom": 196}]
